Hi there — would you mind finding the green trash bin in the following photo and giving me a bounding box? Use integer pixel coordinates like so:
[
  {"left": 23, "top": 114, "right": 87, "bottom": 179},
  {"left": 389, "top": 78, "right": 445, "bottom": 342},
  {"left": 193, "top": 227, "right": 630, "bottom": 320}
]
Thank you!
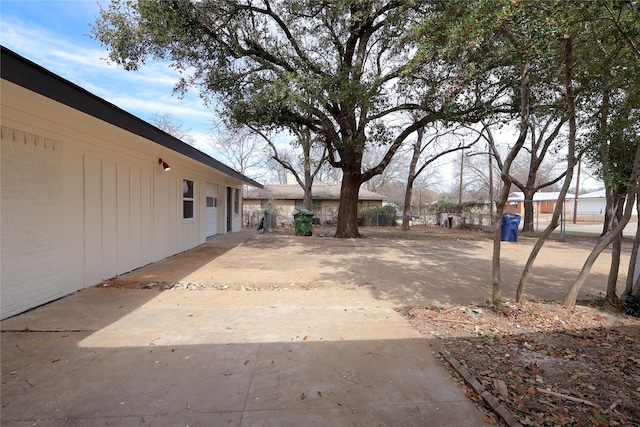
[{"left": 293, "top": 208, "right": 314, "bottom": 236}]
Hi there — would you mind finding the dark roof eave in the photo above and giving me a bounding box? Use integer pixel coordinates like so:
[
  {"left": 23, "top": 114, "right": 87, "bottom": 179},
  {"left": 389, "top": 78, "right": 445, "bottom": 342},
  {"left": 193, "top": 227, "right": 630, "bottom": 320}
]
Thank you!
[{"left": 0, "top": 46, "right": 263, "bottom": 189}]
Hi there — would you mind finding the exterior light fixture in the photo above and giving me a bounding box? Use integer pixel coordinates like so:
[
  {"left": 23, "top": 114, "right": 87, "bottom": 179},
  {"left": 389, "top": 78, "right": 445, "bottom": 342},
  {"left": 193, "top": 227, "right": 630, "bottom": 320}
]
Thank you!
[{"left": 159, "top": 158, "right": 170, "bottom": 171}]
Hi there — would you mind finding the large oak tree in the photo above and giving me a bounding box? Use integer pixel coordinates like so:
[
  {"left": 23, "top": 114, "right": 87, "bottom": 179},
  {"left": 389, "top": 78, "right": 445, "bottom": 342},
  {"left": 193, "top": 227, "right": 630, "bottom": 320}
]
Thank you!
[{"left": 93, "top": 0, "right": 496, "bottom": 237}]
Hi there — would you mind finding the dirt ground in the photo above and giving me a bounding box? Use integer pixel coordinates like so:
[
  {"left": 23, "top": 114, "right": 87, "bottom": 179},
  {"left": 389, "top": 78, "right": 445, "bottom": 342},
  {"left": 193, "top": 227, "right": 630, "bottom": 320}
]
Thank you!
[
  {"left": 110, "top": 225, "right": 640, "bottom": 426},
  {"left": 367, "top": 226, "right": 640, "bottom": 427},
  {"left": 404, "top": 300, "right": 640, "bottom": 427}
]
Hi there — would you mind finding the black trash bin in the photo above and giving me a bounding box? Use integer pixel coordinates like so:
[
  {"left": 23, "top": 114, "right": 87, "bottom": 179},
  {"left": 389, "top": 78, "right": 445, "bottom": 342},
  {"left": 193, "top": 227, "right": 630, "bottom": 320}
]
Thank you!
[
  {"left": 624, "top": 295, "right": 640, "bottom": 317},
  {"left": 293, "top": 208, "right": 314, "bottom": 236},
  {"left": 501, "top": 214, "right": 521, "bottom": 242}
]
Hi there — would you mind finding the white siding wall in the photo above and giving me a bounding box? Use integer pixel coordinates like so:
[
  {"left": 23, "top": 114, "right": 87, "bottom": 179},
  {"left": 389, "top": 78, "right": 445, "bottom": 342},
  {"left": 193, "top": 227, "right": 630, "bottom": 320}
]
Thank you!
[
  {"left": 1, "top": 80, "right": 246, "bottom": 319},
  {"left": 569, "top": 199, "right": 606, "bottom": 215},
  {"left": 1, "top": 128, "right": 65, "bottom": 317}
]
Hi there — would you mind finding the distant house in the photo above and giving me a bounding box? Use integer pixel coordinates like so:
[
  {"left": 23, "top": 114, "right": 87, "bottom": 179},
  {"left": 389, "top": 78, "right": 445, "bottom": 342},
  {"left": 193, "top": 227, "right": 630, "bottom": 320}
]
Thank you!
[
  {"left": 506, "top": 192, "right": 574, "bottom": 215},
  {"left": 569, "top": 189, "right": 606, "bottom": 216},
  {"left": 1, "top": 47, "right": 261, "bottom": 319},
  {"left": 568, "top": 189, "right": 637, "bottom": 217},
  {"left": 243, "top": 181, "right": 387, "bottom": 226}
]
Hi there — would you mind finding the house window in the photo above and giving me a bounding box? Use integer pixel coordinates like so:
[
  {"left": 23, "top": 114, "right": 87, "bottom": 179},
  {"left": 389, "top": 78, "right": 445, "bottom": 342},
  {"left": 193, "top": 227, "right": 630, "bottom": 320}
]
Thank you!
[
  {"left": 206, "top": 197, "right": 217, "bottom": 208},
  {"left": 183, "top": 179, "right": 194, "bottom": 219},
  {"left": 234, "top": 188, "right": 240, "bottom": 214}
]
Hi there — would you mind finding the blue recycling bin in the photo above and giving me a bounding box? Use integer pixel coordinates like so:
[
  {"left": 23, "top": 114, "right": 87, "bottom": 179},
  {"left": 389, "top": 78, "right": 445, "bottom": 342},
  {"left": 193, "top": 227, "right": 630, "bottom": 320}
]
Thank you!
[{"left": 501, "top": 214, "right": 521, "bottom": 242}]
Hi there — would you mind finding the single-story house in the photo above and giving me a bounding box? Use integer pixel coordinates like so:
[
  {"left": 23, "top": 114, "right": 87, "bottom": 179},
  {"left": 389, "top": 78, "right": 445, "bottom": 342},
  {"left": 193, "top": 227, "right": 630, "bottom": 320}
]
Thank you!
[
  {"left": 568, "top": 189, "right": 607, "bottom": 216},
  {"left": 0, "top": 47, "right": 262, "bottom": 319},
  {"left": 243, "top": 179, "right": 387, "bottom": 226},
  {"left": 567, "top": 189, "right": 638, "bottom": 217},
  {"left": 506, "top": 191, "right": 574, "bottom": 215}
]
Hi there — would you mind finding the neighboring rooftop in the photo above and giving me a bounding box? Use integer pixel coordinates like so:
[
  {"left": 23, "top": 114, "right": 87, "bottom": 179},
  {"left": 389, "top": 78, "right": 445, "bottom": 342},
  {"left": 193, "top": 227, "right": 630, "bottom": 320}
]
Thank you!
[
  {"left": 245, "top": 182, "right": 387, "bottom": 201},
  {"left": 508, "top": 191, "right": 575, "bottom": 202}
]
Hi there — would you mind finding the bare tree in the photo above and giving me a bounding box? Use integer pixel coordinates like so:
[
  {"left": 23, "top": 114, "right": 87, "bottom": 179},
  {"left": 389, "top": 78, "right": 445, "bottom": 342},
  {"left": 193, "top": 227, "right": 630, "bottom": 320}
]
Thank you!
[
  {"left": 363, "top": 145, "right": 408, "bottom": 194},
  {"left": 487, "top": 110, "right": 530, "bottom": 304},
  {"left": 251, "top": 125, "right": 327, "bottom": 211},
  {"left": 150, "top": 112, "right": 196, "bottom": 146},
  {"left": 511, "top": 115, "right": 569, "bottom": 232},
  {"left": 563, "top": 141, "right": 640, "bottom": 307},
  {"left": 516, "top": 38, "right": 579, "bottom": 303},
  {"left": 265, "top": 151, "right": 291, "bottom": 184},
  {"left": 206, "top": 129, "right": 268, "bottom": 180},
  {"left": 459, "top": 145, "right": 499, "bottom": 204},
  {"left": 401, "top": 125, "right": 478, "bottom": 230}
]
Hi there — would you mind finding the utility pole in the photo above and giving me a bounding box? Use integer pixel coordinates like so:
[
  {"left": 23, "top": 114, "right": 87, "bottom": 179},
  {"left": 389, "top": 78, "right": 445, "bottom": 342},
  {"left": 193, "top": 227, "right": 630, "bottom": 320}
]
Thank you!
[
  {"left": 572, "top": 158, "right": 581, "bottom": 224},
  {"left": 459, "top": 148, "right": 464, "bottom": 204},
  {"left": 488, "top": 144, "right": 494, "bottom": 226}
]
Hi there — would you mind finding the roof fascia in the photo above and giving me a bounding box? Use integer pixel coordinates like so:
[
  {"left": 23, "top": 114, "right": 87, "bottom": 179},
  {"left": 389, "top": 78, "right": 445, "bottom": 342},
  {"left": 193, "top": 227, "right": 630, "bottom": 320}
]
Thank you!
[{"left": 0, "top": 46, "right": 262, "bottom": 188}]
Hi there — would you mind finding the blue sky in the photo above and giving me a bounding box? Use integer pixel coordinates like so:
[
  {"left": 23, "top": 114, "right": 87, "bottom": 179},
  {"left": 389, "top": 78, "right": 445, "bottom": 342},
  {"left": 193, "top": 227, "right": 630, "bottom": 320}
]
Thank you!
[
  {"left": 1, "top": 0, "right": 216, "bottom": 152},
  {"left": 1, "top": 1, "right": 601, "bottom": 191}
]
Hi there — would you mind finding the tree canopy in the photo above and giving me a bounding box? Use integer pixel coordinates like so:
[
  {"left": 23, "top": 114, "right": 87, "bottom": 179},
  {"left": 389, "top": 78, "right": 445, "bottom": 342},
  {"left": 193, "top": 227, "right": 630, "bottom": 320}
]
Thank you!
[
  {"left": 92, "top": 0, "right": 640, "bottom": 302},
  {"left": 93, "top": 0, "right": 500, "bottom": 237}
]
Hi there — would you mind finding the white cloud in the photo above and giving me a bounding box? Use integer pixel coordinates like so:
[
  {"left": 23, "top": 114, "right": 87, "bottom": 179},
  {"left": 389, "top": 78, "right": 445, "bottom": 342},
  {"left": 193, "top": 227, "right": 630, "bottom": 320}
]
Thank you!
[{"left": 1, "top": 14, "right": 215, "bottom": 134}]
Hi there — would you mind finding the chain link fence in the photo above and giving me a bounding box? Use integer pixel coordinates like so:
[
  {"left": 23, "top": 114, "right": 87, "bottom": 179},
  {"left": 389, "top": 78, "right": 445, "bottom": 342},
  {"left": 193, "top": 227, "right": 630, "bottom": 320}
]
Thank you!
[{"left": 244, "top": 201, "right": 497, "bottom": 230}]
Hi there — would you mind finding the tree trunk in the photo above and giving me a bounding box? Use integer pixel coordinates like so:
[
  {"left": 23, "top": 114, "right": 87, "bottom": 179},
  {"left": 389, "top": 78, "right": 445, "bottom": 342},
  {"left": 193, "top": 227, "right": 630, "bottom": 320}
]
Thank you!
[
  {"left": 402, "top": 179, "right": 414, "bottom": 231},
  {"left": 490, "top": 60, "right": 531, "bottom": 304},
  {"left": 402, "top": 132, "right": 422, "bottom": 231},
  {"left": 624, "top": 193, "right": 639, "bottom": 296},
  {"left": 492, "top": 200, "right": 506, "bottom": 303},
  {"left": 633, "top": 269, "right": 640, "bottom": 296},
  {"left": 562, "top": 215, "right": 632, "bottom": 308},
  {"left": 335, "top": 173, "right": 362, "bottom": 238},
  {"left": 515, "top": 189, "right": 572, "bottom": 302},
  {"left": 601, "top": 188, "right": 626, "bottom": 298},
  {"left": 522, "top": 190, "right": 535, "bottom": 233},
  {"left": 302, "top": 179, "right": 313, "bottom": 211},
  {"left": 515, "top": 37, "right": 577, "bottom": 303},
  {"left": 633, "top": 247, "right": 640, "bottom": 295},
  {"left": 606, "top": 232, "right": 623, "bottom": 300},
  {"left": 563, "top": 142, "right": 640, "bottom": 308}
]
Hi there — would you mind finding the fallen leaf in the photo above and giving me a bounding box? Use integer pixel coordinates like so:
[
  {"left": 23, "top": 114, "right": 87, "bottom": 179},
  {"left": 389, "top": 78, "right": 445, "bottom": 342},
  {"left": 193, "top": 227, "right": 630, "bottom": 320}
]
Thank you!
[
  {"left": 608, "top": 399, "right": 621, "bottom": 411},
  {"left": 244, "top": 360, "right": 250, "bottom": 365},
  {"left": 317, "top": 391, "right": 322, "bottom": 397},
  {"left": 483, "top": 415, "right": 497, "bottom": 424},
  {"left": 303, "top": 336, "right": 308, "bottom": 341},
  {"left": 494, "top": 379, "right": 509, "bottom": 397},
  {"left": 300, "top": 393, "right": 306, "bottom": 400}
]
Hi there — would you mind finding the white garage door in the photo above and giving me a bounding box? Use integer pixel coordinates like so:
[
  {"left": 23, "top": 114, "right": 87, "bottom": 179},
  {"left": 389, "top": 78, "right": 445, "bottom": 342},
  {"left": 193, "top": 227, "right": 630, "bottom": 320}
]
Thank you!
[{"left": 206, "top": 182, "right": 218, "bottom": 237}]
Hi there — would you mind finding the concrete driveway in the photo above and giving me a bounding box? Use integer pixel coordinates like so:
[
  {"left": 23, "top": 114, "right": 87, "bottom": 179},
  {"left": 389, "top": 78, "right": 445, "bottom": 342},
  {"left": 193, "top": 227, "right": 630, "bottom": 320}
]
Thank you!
[{"left": 1, "top": 229, "right": 628, "bottom": 426}]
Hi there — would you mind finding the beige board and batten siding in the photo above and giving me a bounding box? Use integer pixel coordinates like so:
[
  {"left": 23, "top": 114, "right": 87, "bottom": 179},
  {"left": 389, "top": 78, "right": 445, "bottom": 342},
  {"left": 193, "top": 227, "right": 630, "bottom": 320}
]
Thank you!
[{"left": 0, "top": 79, "right": 244, "bottom": 319}]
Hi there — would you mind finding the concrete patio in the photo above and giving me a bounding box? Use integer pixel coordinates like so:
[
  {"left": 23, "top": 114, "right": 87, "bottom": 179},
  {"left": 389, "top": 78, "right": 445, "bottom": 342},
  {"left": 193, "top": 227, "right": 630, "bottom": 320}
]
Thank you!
[{"left": 2, "top": 229, "right": 628, "bottom": 426}]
